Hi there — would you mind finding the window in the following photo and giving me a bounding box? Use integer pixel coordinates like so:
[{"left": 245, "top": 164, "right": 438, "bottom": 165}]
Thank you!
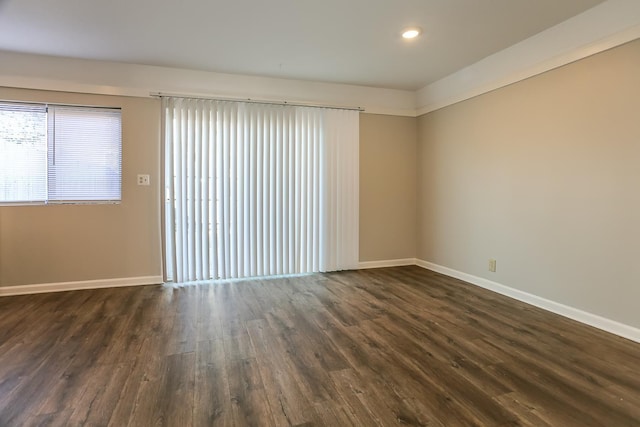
[{"left": 0, "top": 102, "right": 122, "bottom": 204}]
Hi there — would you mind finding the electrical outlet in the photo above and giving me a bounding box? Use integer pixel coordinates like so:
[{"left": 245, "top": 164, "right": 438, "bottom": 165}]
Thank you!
[
  {"left": 137, "top": 174, "right": 150, "bottom": 186},
  {"left": 489, "top": 259, "right": 497, "bottom": 272}
]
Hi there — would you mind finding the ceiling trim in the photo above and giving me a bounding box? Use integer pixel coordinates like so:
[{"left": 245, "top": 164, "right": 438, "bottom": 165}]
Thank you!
[
  {"left": 416, "top": 0, "right": 640, "bottom": 116},
  {"left": 0, "top": 51, "right": 417, "bottom": 117}
]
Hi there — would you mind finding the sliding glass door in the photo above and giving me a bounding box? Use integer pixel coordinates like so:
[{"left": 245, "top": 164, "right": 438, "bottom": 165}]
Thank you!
[{"left": 163, "top": 98, "right": 359, "bottom": 283}]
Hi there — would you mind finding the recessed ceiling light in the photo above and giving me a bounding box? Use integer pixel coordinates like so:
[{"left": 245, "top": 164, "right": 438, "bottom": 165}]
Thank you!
[{"left": 402, "top": 27, "right": 422, "bottom": 39}]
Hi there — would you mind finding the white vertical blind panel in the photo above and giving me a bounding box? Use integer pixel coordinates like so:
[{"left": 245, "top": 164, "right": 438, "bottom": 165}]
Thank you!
[
  {"left": 164, "top": 98, "right": 358, "bottom": 282},
  {"left": 163, "top": 98, "right": 175, "bottom": 281},
  {"left": 186, "top": 105, "right": 193, "bottom": 279},
  {"left": 193, "top": 102, "right": 203, "bottom": 279},
  {"left": 213, "top": 103, "right": 221, "bottom": 278},
  {"left": 200, "top": 103, "right": 211, "bottom": 279}
]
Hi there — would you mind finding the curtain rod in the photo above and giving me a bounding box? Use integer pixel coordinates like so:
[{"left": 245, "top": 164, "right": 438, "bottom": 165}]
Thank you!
[{"left": 150, "top": 92, "right": 364, "bottom": 112}]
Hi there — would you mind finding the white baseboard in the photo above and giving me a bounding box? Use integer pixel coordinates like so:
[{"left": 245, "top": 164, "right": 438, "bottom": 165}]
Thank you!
[
  {"left": 415, "top": 259, "right": 640, "bottom": 344},
  {"left": 4, "top": 261, "right": 639, "bottom": 344},
  {"left": 0, "top": 276, "right": 163, "bottom": 297},
  {"left": 358, "top": 258, "right": 417, "bottom": 269}
]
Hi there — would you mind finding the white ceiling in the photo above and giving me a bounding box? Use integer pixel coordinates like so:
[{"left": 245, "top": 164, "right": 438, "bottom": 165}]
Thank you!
[{"left": 0, "top": 0, "right": 605, "bottom": 91}]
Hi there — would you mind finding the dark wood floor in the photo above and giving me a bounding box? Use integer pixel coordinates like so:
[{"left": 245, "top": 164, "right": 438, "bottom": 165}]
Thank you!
[{"left": 0, "top": 266, "right": 639, "bottom": 426}]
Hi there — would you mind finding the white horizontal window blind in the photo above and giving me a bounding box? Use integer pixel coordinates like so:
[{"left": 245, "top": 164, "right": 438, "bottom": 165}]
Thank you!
[
  {"left": 0, "top": 102, "right": 122, "bottom": 204},
  {"left": 163, "top": 97, "right": 359, "bottom": 282},
  {"left": 48, "top": 106, "right": 122, "bottom": 202}
]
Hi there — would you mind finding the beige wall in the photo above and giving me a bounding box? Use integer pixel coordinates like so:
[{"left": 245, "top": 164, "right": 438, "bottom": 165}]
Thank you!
[
  {"left": 0, "top": 88, "right": 162, "bottom": 287},
  {"left": 4, "top": 38, "right": 638, "bottom": 331},
  {"left": 0, "top": 96, "right": 417, "bottom": 286},
  {"left": 359, "top": 113, "right": 417, "bottom": 262},
  {"left": 417, "top": 39, "right": 640, "bottom": 328}
]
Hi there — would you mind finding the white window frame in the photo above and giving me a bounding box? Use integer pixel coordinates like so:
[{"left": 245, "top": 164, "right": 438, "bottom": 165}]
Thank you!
[{"left": 0, "top": 101, "right": 122, "bottom": 206}]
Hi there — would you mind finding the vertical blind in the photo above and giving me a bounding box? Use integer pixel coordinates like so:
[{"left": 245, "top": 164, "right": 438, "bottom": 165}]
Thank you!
[{"left": 163, "top": 97, "right": 359, "bottom": 282}]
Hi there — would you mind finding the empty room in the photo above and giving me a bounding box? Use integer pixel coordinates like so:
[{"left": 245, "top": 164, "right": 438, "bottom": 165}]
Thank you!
[{"left": 1, "top": 0, "right": 639, "bottom": 426}]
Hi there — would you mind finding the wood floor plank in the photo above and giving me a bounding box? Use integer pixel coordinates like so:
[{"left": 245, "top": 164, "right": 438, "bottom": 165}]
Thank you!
[
  {"left": 329, "top": 368, "right": 406, "bottom": 426},
  {"left": 227, "top": 357, "right": 276, "bottom": 426},
  {"left": 493, "top": 392, "right": 554, "bottom": 427},
  {"left": 23, "top": 409, "right": 74, "bottom": 427},
  {"left": 107, "top": 356, "right": 157, "bottom": 426},
  {"left": 311, "top": 402, "right": 358, "bottom": 427},
  {"left": 0, "top": 333, "right": 85, "bottom": 426},
  {"left": 245, "top": 318, "right": 316, "bottom": 426},
  {"left": 194, "top": 339, "right": 234, "bottom": 427},
  {"left": 0, "top": 267, "right": 638, "bottom": 426},
  {"left": 350, "top": 320, "right": 517, "bottom": 426},
  {"left": 263, "top": 308, "right": 345, "bottom": 404},
  {"left": 67, "top": 361, "right": 137, "bottom": 426},
  {"left": 127, "top": 352, "right": 196, "bottom": 426}
]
